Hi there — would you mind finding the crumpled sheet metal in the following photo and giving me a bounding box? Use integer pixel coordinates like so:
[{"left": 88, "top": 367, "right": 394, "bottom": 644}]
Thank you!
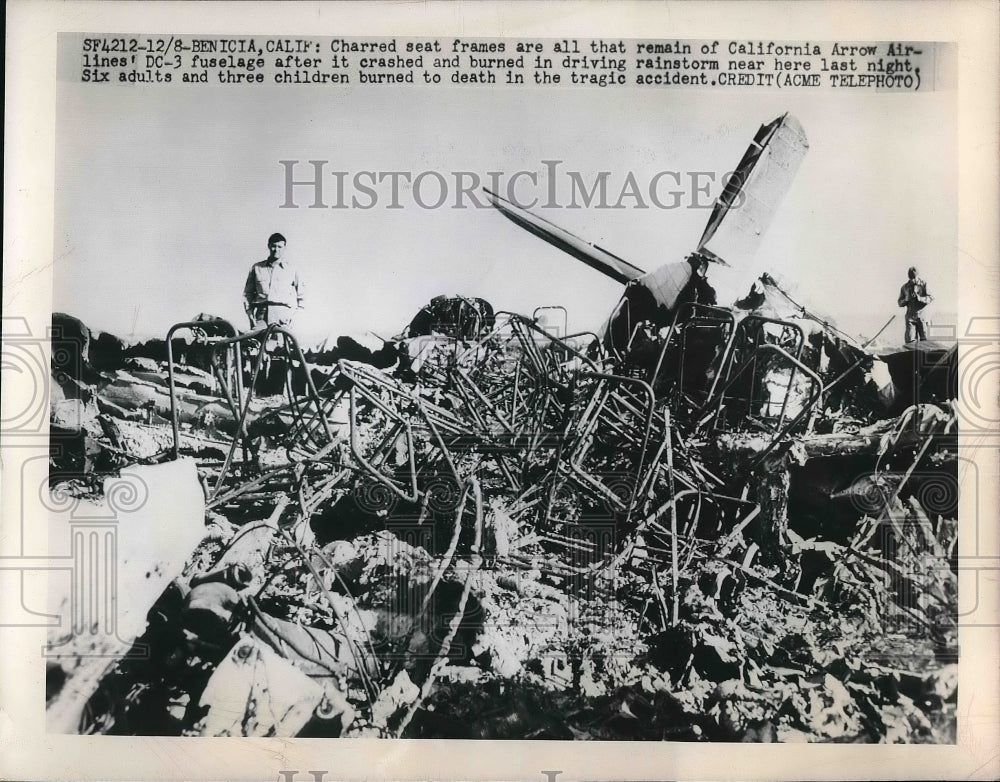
[{"left": 196, "top": 635, "right": 325, "bottom": 737}]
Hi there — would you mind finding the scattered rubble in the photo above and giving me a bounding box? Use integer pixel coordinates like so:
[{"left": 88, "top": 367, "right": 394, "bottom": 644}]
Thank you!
[
  {"left": 45, "top": 458, "right": 206, "bottom": 733},
  {"left": 47, "top": 295, "right": 958, "bottom": 741}
]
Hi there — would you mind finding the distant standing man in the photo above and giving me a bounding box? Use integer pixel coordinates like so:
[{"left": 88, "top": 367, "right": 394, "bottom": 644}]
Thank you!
[
  {"left": 897, "top": 266, "right": 932, "bottom": 343},
  {"left": 243, "top": 233, "right": 304, "bottom": 329}
]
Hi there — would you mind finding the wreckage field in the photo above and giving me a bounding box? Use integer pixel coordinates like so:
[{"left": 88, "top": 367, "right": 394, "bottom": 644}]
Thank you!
[{"left": 46, "top": 291, "right": 959, "bottom": 741}]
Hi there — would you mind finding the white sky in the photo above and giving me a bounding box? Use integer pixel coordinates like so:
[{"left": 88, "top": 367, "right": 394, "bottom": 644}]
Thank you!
[{"left": 53, "top": 76, "right": 956, "bottom": 347}]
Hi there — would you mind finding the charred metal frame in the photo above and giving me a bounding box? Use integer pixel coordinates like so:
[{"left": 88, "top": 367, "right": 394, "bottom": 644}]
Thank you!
[
  {"left": 167, "top": 321, "right": 333, "bottom": 504},
  {"left": 713, "top": 315, "right": 807, "bottom": 429},
  {"left": 649, "top": 303, "right": 737, "bottom": 402}
]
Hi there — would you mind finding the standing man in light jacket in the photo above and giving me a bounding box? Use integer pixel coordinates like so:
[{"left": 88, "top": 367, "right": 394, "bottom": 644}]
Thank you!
[{"left": 243, "top": 232, "right": 304, "bottom": 329}]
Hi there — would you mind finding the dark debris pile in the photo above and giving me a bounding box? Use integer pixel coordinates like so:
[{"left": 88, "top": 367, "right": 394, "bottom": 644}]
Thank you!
[{"left": 48, "top": 302, "right": 958, "bottom": 741}]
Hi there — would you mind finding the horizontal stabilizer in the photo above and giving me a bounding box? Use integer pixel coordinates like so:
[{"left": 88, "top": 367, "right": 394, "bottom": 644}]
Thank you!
[{"left": 484, "top": 188, "right": 645, "bottom": 284}]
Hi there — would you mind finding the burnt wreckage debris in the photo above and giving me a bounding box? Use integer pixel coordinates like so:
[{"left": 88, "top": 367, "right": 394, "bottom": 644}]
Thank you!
[{"left": 47, "top": 117, "right": 958, "bottom": 741}]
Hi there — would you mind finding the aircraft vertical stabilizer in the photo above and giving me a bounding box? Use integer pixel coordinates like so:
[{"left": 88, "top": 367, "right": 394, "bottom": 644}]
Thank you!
[{"left": 697, "top": 113, "right": 809, "bottom": 268}]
